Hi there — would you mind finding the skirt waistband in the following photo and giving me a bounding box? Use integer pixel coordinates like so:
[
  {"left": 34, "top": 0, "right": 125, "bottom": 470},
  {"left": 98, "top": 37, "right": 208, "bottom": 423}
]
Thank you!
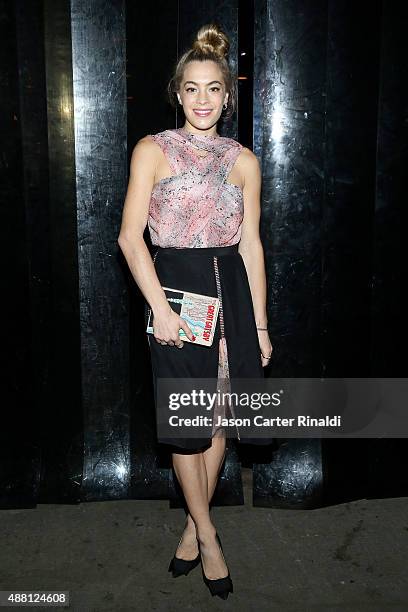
[{"left": 154, "top": 244, "right": 239, "bottom": 257}]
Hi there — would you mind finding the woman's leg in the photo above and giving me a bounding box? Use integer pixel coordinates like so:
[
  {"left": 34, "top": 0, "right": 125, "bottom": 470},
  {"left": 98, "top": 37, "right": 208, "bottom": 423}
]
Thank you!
[
  {"left": 178, "top": 434, "right": 226, "bottom": 555},
  {"left": 172, "top": 434, "right": 228, "bottom": 579}
]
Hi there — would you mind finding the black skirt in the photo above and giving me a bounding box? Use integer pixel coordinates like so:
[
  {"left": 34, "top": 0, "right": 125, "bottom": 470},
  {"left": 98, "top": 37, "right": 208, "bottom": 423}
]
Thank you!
[{"left": 144, "top": 244, "right": 273, "bottom": 452}]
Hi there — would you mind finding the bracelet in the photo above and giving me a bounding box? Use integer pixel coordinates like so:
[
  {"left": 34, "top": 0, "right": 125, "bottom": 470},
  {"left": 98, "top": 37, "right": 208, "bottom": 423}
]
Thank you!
[{"left": 256, "top": 326, "right": 268, "bottom": 330}]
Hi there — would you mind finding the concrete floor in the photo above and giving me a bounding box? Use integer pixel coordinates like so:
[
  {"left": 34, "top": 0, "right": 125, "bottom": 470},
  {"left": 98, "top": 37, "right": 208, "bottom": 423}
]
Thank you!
[{"left": 1, "top": 468, "right": 407, "bottom": 612}]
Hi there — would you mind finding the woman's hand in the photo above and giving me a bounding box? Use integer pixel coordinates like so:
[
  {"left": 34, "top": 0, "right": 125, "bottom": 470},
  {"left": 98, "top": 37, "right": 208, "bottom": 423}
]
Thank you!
[
  {"left": 257, "top": 329, "right": 273, "bottom": 367},
  {"left": 152, "top": 305, "right": 195, "bottom": 348}
]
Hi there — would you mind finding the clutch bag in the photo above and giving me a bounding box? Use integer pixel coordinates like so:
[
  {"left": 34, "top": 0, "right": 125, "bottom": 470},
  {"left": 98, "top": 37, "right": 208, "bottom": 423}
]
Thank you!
[{"left": 146, "top": 286, "right": 220, "bottom": 347}]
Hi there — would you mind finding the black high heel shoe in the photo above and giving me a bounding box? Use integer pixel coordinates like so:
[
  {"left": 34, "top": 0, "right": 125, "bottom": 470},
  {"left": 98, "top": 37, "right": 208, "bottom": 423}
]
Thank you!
[
  {"left": 168, "top": 534, "right": 201, "bottom": 578},
  {"left": 199, "top": 532, "right": 233, "bottom": 599}
]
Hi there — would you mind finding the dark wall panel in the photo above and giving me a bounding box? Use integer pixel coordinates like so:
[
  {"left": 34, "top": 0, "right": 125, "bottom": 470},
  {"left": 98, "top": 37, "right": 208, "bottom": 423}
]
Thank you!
[
  {"left": 322, "top": 0, "right": 382, "bottom": 377},
  {"left": 371, "top": 2, "right": 407, "bottom": 375},
  {"left": 253, "top": 0, "right": 327, "bottom": 507},
  {"left": 253, "top": 0, "right": 407, "bottom": 507},
  {"left": 70, "top": 0, "right": 129, "bottom": 500},
  {"left": 40, "top": 0, "right": 83, "bottom": 502},
  {"left": 254, "top": 0, "right": 327, "bottom": 378},
  {"left": 0, "top": 0, "right": 38, "bottom": 508}
]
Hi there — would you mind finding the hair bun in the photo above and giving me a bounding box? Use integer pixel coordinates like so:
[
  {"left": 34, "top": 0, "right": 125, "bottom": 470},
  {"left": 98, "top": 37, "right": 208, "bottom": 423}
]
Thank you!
[{"left": 192, "top": 23, "right": 230, "bottom": 60}]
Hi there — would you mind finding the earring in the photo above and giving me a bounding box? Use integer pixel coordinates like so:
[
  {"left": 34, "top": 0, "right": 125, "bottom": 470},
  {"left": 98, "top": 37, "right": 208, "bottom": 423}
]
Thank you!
[{"left": 223, "top": 102, "right": 228, "bottom": 109}]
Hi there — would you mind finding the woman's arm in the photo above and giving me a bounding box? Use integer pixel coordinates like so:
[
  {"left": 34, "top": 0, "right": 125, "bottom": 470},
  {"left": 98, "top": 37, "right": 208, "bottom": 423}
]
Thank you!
[
  {"left": 237, "top": 148, "right": 273, "bottom": 365},
  {"left": 118, "top": 137, "right": 170, "bottom": 315},
  {"left": 117, "top": 137, "right": 193, "bottom": 347},
  {"left": 237, "top": 148, "right": 267, "bottom": 327}
]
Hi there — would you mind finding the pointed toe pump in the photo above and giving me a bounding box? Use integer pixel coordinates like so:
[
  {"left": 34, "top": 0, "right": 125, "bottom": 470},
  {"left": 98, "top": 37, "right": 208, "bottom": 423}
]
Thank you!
[
  {"left": 168, "top": 535, "right": 201, "bottom": 578},
  {"left": 199, "top": 532, "right": 234, "bottom": 599}
]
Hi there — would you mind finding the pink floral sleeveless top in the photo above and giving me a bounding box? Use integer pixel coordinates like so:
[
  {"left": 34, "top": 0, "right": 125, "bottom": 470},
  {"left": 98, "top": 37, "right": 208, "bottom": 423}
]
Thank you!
[{"left": 147, "top": 127, "right": 244, "bottom": 248}]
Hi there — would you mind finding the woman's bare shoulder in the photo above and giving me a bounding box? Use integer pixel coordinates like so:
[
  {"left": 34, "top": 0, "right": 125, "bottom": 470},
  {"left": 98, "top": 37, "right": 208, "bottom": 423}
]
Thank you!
[
  {"left": 129, "top": 135, "right": 163, "bottom": 175},
  {"left": 137, "top": 133, "right": 161, "bottom": 147},
  {"left": 238, "top": 146, "right": 259, "bottom": 161},
  {"left": 236, "top": 146, "right": 261, "bottom": 175},
  {"left": 131, "top": 132, "right": 166, "bottom": 160}
]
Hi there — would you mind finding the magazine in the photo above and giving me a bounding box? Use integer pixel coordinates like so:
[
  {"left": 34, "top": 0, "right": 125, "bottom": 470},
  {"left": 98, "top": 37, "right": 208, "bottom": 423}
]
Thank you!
[{"left": 146, "top": 286, "right": 220, "bottom": 347}]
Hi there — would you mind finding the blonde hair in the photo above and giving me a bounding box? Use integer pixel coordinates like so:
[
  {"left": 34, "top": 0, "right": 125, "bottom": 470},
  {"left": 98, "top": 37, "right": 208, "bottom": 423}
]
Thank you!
[{"left": 167, "top": 23, "right": 237, "bottom": 121}]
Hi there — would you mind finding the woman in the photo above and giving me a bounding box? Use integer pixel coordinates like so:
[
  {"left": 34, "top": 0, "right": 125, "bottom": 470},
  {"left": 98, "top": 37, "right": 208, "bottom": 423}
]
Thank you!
[{"left": 118, "top": 23, "right": 273, "bottom": 600}]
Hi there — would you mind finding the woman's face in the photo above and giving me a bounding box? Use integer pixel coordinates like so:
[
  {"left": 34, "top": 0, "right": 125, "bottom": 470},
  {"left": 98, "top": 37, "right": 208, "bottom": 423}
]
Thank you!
[{"left": 178, "top": 60, "right": 228, "bottom": 132}]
